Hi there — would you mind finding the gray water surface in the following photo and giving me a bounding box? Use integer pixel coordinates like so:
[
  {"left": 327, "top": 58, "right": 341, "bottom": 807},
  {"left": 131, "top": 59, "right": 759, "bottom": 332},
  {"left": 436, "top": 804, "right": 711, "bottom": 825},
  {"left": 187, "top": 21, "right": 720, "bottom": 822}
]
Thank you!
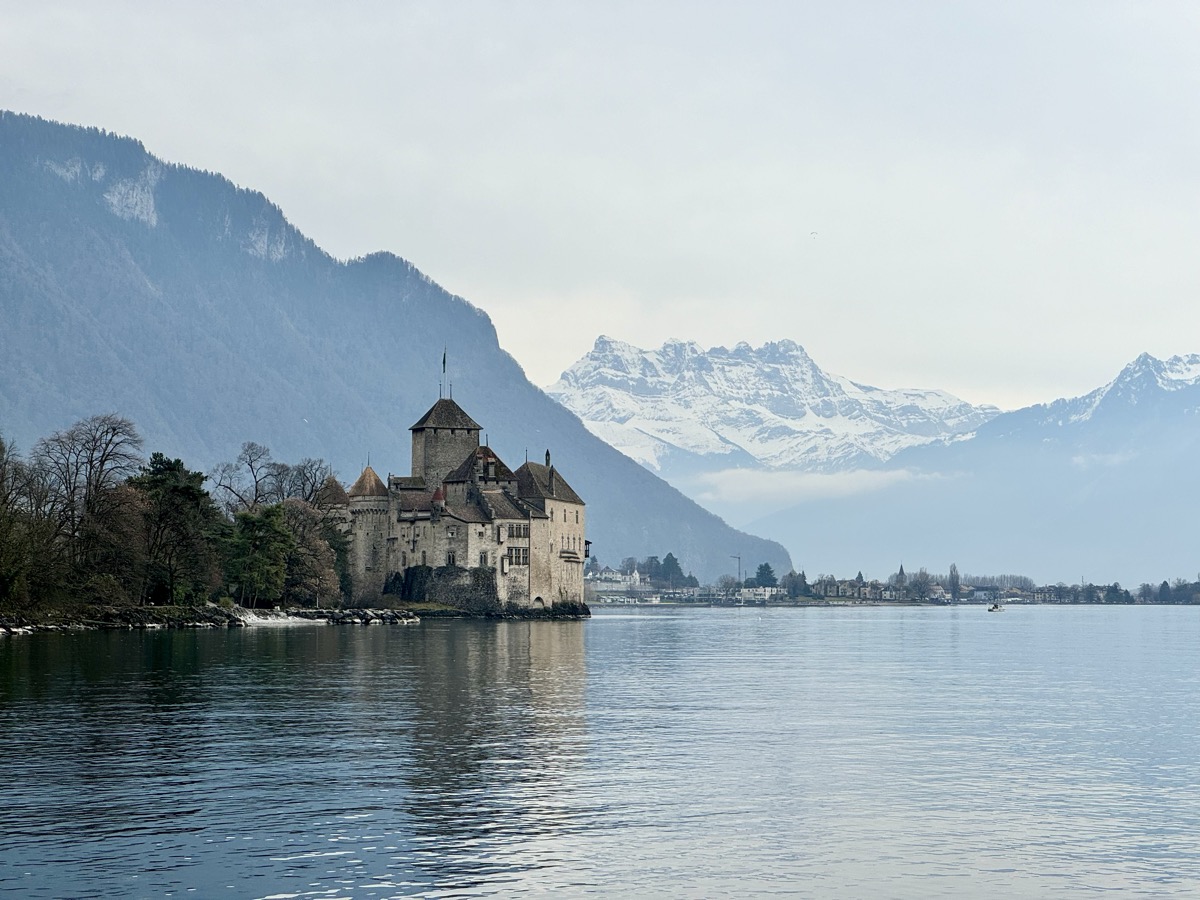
[{"left": 3, "top": 605, "right": 1199, "bottom": 898}]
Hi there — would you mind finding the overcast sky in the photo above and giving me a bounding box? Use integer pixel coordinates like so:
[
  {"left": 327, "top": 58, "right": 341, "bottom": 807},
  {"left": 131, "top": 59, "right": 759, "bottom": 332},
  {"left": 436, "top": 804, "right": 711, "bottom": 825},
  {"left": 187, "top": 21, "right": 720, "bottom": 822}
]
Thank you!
[{"left": 5, "top": 1, "right": 1200, "bottom": 409}]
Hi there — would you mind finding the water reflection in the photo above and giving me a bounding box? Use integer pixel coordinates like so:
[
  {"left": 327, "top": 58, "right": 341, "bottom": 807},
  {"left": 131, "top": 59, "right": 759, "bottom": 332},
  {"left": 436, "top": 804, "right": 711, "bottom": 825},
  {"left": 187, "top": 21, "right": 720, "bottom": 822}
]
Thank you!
[
  {"left": 0, "top": 620, "right": 589, "bottom": 897},
  {"left": 4, "top": 608, "right": 1200, "bottom": 897}
]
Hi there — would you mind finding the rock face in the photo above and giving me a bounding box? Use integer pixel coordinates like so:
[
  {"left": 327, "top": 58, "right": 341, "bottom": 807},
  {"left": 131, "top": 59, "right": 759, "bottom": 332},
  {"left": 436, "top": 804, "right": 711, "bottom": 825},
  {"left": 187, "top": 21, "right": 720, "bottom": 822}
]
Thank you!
[{"left": 548, "top": 336, "right": 1000, "bottom": 479}]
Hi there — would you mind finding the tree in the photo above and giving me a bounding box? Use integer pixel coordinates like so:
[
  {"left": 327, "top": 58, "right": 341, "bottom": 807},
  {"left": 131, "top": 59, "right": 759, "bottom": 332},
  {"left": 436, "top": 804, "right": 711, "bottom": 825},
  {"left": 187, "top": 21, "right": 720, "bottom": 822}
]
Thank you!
[
  {"left": 908, "top": 567, "right": 933, "bottom": 601},
  {"left": 33, "top": 414, "right": 143, "bottom": 569},
  {"left": 717, "top": 574, "right": 739, "bottom": 597},
  {"left": 780, "top": 570, "right": 809, "bottom": 599},
  {"left": 1159, "top": 580, "right": 1172, "bottom": 604},
  {"left": 640, "top": 555, "right": 662, "bottom": 581},
  {"left": 224, "top": 505, "right": 294, "bottom": 608},
  {"left": 756, "top": 562, "right": 777, "bottom": 588},
  {"left": 129, "top": 453, "right": 223, "bottom": 605},
  {"left": 948, "top": 563, "right": 961, "bottom": 602},
  {"left": 279, "top": 498, "right": 340, "bottom": 607},
  {"left": 660, "top": 552, "right": 684, "bottom": 586}
]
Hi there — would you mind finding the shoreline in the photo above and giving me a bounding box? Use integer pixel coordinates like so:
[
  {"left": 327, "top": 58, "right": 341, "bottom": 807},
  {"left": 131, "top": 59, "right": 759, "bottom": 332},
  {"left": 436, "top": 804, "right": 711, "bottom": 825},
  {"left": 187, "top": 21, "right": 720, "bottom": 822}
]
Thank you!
[{"left": 0, "top": 600, "right": 591, "bottom": 636}]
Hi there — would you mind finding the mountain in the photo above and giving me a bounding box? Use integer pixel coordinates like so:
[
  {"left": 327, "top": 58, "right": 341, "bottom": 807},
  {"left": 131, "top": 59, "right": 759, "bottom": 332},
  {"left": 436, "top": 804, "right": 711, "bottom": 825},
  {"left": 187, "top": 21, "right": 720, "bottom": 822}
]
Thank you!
[
  {"left": 548, "top": 336, "right": 1000, "bottom": 481},
  {"left": 0, "top": 111, "right": 790, "bottom": 583},
  {"left": 747, "top": 352, "right": 1200, "bottom": 585}
]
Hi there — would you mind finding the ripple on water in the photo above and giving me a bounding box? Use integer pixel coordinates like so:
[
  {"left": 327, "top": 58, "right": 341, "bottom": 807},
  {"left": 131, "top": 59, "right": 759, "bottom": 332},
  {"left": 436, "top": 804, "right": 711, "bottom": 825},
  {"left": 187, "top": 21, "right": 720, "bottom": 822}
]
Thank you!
[{"left": 2, "top": 608, "right": 1200, "bottom": 897}]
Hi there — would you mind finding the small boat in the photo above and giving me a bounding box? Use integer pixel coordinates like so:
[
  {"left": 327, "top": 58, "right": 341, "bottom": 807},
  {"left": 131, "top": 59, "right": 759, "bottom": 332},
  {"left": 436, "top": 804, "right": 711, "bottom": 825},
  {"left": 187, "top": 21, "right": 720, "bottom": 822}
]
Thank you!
[{"left": 987, "top": 603, "right": 1004, "bottom": 613}]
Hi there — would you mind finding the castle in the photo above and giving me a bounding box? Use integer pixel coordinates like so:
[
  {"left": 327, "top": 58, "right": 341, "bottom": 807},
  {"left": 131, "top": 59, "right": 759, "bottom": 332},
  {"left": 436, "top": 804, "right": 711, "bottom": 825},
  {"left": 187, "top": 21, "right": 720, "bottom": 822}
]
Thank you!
[{"left": 343, "top": 396, "right": 587, "bottom": 609}]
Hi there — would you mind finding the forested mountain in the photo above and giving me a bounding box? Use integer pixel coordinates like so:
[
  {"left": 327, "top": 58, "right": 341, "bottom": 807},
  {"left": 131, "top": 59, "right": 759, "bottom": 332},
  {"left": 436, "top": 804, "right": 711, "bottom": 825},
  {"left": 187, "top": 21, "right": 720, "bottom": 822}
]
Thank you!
[{"left": 0, "top": 111, "right": 789, "bottom": 582}]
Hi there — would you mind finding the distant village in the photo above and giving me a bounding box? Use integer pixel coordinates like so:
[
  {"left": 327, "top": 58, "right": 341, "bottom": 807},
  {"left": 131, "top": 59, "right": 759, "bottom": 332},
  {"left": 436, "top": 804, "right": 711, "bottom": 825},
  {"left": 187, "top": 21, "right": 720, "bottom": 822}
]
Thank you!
[{"left": 586, "top": 558, "right": 1200, "bottom": 606}]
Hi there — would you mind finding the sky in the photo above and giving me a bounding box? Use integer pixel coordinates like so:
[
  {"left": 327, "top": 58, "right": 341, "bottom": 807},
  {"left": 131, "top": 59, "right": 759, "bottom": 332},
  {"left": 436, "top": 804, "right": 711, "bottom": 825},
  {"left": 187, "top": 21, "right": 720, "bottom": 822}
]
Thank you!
[{"left": 4, "top": 1, "right": 1200, "bottom": 410}]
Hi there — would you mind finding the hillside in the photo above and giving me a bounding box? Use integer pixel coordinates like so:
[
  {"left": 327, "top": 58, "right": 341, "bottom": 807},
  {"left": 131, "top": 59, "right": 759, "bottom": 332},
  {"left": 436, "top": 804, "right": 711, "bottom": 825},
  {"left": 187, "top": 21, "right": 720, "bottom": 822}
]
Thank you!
[
  {"left": 0, "top": 111, "right": 789, "bottom": 582},
  {"left": 747, "top": 352, "right": 1200, "bottom": 585}
]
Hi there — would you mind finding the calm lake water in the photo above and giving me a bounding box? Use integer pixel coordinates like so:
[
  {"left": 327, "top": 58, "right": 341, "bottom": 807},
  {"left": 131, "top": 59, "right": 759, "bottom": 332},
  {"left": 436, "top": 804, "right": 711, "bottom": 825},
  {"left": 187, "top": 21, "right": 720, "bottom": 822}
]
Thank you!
[{"left": 3, "top": 605, "right": 1199, "bottom": 898}]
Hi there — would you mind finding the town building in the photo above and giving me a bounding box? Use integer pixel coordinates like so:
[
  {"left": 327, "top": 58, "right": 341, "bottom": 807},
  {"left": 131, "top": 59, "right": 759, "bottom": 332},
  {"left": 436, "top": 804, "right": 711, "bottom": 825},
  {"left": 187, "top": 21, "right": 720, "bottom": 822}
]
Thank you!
[{"left": 342, "top": 396, "right": 586, "bottom": 609}]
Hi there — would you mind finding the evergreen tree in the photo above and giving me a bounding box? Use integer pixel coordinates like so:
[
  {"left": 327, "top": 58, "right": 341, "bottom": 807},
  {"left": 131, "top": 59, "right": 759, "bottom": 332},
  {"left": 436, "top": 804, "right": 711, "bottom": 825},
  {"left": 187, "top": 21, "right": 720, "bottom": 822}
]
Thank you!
[
  {"left": 660, "top": 552, "right": 685, "bottom": 586},
  {"left": 225, "top": 504, "right": 293, "bottom": 608},
  {"left": 128, "top": 453, "right": 224, "bottom": 605},
  {"left": 755, "top": 562, "right": 777, "bottom": 587}
]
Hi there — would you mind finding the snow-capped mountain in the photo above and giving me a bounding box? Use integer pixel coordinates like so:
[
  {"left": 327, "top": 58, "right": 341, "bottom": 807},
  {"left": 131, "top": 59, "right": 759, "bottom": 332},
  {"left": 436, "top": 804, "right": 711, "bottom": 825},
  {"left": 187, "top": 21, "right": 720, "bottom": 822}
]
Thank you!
[
  {"left": 982, "top": 351, "right": 1200, "bottom": 439},
  {"left": 750, "top": 350, "right": 1200, "bottom": 585},
  {"left": 547, "top": 336, "right": 1001, "bottom": 475}
]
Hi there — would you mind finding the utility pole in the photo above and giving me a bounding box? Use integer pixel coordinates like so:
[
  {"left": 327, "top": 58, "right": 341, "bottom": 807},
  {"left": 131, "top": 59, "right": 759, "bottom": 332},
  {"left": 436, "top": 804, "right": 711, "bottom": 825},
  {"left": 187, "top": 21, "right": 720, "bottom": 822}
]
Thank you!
[{"left": 731, "top": 554, "right": 742, "bottom": 585}]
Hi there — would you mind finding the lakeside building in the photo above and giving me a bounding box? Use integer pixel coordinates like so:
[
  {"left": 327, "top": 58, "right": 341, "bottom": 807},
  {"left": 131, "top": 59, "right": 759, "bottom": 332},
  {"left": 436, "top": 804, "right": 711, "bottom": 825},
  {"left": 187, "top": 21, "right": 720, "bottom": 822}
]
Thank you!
[{"left": 342, "top": 396, "right": 586, "bottom": 609}]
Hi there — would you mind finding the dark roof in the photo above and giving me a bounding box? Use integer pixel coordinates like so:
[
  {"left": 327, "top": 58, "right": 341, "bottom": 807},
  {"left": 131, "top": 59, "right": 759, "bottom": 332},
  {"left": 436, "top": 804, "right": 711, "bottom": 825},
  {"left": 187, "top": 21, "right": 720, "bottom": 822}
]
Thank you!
[
  {"left": 444, "top": 502, "right": 490, "bottom": 524},
  {"left": 410, "top": 398, "right": 482, "bottom": 431},
  {"left": 444, "top": 445, "right": 517, "bottom": 483},
  {"left": 395, "top": 490, "right": 433, "bottom": 514},
  {"left": 347, "top": 466, "right": 388, "bottom": 498},
  {"left": 515, "top": 462, "right": 584, "bottom": 505},
  {"left": 480, "top": 489, "right": 531, "bottom": 521},
  {"left": 390, "top": 476, "right": 426, "bottom": 491}
]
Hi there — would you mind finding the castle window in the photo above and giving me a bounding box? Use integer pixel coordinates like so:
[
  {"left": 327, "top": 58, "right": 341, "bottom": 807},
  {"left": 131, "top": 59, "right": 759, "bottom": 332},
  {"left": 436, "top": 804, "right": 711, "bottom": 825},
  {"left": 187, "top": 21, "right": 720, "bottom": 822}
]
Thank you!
[
  {"left": 575, "top": 510, "right": 579, "bottom": 524},
  {"left": 421, "top": 551, "right": 426, "bottom": 566},
  {"left": 506, "top": 547, "right": 529, "bottom": 566},
  {"left": 480, "top": 551, "right": 489, "bottom": 567},
  {"left": 402, "top": 552, "right": 407, "bottom": 567},
  {"left": 447, "top": 551, "right": 456, "bottom": 566},
  {"left": 447, "top": 526, "right": 457, "bottom": 538}
]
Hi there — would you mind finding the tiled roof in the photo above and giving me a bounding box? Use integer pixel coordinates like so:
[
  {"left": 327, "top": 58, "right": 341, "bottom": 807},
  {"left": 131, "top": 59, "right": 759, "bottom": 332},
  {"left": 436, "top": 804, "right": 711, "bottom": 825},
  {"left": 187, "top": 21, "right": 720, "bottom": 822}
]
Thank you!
[
  {"left": 515, "top": 462, "right": 584, "bottom": 505},
  {"left": 410, "top": 398, "right": 482, "bottom": 431},
  {"left": 347, "top": 465, "right": 388, "bottom": 498},
  {"left": 444, "top": 445, "right": 517, "bottom": 483}
]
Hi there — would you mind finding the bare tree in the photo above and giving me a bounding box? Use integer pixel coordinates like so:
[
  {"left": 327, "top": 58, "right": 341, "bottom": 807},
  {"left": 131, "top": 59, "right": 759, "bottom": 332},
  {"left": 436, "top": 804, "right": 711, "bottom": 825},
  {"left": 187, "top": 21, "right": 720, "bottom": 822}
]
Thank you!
[
  {"left": 210, "top": 441, "right": 275, "bottom": 514},
  {"left": 909, "top": 567, "right": 933, "bottom": 601},
  {"left": 211, "top": 444, "right": 333, "bottom": 514},
  {"left": 32, "top": 414, "right": 143, "bottom": 565}
]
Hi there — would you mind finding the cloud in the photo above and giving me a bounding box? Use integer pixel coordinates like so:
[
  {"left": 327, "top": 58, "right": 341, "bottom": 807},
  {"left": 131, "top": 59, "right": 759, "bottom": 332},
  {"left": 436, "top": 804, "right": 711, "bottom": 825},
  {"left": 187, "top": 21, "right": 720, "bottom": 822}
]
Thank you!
[
  {"left": 689, "top": 467, "right": 947, "bottom": 511},
  {"left": 1070, "top": 451, "right": 1137, "bottom": 470}
]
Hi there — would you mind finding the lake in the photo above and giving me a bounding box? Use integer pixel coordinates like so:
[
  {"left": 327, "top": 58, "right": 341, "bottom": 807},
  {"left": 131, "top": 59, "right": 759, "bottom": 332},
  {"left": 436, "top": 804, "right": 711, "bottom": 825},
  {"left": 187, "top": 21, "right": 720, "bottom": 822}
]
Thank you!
[{"left": 3, "top": 605, "right": 1199, "bottom": 898}]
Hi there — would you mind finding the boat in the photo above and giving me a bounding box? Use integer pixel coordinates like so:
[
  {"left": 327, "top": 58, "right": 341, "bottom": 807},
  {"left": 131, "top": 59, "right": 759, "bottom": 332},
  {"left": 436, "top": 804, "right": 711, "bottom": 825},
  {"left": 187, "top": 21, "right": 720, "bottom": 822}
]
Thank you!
[{"left": 987, "top": 603, "right": 1004, "bottom": 612}]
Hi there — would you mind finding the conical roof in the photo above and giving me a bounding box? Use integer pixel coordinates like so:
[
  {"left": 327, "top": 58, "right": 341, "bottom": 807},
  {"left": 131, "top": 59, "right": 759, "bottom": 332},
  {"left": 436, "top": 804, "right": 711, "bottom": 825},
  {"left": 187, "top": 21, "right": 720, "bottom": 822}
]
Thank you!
[{"left": 347, "top": 465, "right": 388, "bottom": 498}]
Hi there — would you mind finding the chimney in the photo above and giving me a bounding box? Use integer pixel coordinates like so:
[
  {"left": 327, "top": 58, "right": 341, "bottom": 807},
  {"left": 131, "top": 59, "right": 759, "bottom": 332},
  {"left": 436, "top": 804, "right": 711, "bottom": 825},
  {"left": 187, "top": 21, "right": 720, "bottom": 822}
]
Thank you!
[{"left": 545, "top": 449, "right": 551, "bottom": 467}]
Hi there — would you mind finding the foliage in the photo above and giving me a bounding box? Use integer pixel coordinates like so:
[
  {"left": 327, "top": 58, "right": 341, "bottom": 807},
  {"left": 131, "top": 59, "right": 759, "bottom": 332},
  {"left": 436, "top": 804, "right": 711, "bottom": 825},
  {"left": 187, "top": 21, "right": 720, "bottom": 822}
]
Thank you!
[
  {"left": 224, "top": 504, "right": 294, "bottom": 608},
  {"left": 755, "top": 562, "right": 777, "bottom": 587}
]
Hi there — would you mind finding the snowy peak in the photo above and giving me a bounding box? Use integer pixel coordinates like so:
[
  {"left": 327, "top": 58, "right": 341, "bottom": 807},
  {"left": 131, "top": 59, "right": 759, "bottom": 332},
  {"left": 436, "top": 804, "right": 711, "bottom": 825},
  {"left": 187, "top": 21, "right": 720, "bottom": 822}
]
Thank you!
[{"left": 548, "top": 337, "right": 1001, "bottom": 473}]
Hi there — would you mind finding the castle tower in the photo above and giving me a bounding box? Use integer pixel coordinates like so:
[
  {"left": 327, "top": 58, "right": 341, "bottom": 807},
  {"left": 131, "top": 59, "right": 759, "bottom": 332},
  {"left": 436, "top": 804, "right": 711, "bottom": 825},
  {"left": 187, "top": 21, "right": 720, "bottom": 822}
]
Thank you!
[
  {"left": 347, "top": 465, "right": 389, "bottom": 600},
  {"left": 410, "top": 398, "right": 481, "bottom": 487}
]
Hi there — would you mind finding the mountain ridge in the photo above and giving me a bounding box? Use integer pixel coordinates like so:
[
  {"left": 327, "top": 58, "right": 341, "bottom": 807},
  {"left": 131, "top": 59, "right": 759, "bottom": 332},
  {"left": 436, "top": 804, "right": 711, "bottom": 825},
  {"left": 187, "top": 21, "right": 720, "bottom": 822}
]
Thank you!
[
  {"left": 548, "top": 334, "right": 1001, "bottom": 477},
  {"left": 0, "top": 111, "right": 790, "bottom": 582}
]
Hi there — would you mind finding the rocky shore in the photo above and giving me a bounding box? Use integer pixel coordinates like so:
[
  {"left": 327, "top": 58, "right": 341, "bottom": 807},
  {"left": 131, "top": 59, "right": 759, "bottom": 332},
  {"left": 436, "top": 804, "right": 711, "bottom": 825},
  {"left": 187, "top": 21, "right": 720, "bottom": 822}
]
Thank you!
[{"left": 0, "top": 599, "right": 589, "bottom": 635}]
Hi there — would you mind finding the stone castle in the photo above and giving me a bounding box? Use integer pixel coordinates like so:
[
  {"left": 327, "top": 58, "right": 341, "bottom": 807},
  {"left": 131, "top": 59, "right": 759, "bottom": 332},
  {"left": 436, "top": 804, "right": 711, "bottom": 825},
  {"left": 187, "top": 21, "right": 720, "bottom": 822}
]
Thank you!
[{"left": 342, "top": 396, "right": 586, "bottom": 609}]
